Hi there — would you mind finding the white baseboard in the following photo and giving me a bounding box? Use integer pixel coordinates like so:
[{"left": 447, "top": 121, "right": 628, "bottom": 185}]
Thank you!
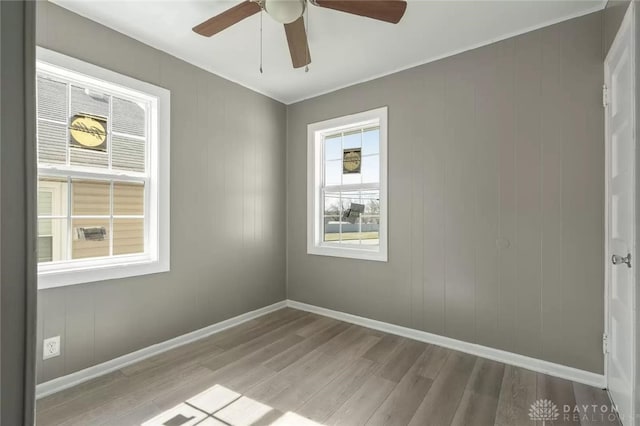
[
  {"left": 35, "top": 300, "right": 287, "bottom": 399},
  {"left": 37, "top": 298, "right": 605, "bottom": 399},
  {"left": 286, "top": 299, "right": 606, "bottom": 389}
]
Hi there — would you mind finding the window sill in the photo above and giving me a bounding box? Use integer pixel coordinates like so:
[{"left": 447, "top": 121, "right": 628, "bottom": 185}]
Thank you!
[
  {"left": 307, "top": 244, "right": 388, "bottom": 262},
  {"left": 38, "top": 256, "right": 170, "bottom": 289}
]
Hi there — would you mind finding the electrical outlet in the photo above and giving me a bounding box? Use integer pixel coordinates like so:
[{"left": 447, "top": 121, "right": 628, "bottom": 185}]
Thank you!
[{"left": 43, "top": 336, "right": 60, "bottom": 360}]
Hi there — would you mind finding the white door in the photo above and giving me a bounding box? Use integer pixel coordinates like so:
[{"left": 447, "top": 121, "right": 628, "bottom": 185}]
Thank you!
[{"left": 605, "top": 4, "right": 636, "bottom": 425}]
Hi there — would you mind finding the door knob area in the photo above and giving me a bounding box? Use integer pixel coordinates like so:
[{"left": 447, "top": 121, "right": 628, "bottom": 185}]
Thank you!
[{"left": 612, "top": 253, "right": 632, "bottom": 268}]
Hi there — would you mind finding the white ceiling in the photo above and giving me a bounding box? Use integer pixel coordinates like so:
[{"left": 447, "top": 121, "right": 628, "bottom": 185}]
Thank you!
[{"left": 51, "top": 0, "right": 606, "bottom": 104}]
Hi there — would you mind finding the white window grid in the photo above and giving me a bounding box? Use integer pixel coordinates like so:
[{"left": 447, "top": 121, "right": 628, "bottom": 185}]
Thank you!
[
  {"left": 307, "top": 106, "right": 388, "bottom": 262},
  {"left": 36, "top": 68, "right": 151, "bottom": 266},
  {"left": 321, "top": 125, "right": 381, "bottom": 247}
]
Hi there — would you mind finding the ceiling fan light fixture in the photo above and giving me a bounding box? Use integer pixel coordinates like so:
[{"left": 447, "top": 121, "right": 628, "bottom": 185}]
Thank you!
[{"left": 264, "top": 0, "right": 305, "bottom": 24}]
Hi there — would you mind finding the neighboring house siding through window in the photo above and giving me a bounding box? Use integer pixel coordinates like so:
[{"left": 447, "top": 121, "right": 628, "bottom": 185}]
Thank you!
[{"left": 36, "top": 48, "right": 170, "bottom": 288}]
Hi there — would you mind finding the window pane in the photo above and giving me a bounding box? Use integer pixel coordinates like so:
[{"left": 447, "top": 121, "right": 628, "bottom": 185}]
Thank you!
[
  {"left": 112, "top": 135, "right": 145, "bottom": 173},
  {"left": 362, "top": 189, "right": 380, "bottom": 245},
  {"left": 321, "top": 190, "right": 381, "bottom": 247},
  {"left": 324, "top": 135, "right": 341, "bottom": 161},
  {"left": 339, "top": 196, "right": 363, "bottom": 245},
  {"left": 340, "top": 191, "right": 361, "bottom": 220},
  {"left": 342, "top": 171, "right": 361, "bottom": 185},
  {"left": 340, "top": 191, "right": 362, "bottom": 245},
  {"left": 70, "top": 146, "right": 109, "bottom": 169},
  {"left": 72, "top": 180, "right": 110, "bottom": 216},
  {"left": 362, "top": 127, "right": 379, "bottom": 155},
  {"left": 363, "top": 190, "right": 381, "bottom": 215},
  {"left": 72, "top": 218, "right": 110, "bottom": 259},
  {"left": 38, "top": 236, "right": 53, "bottom": 263},
  {"left": 323, "top": 193, "right": 341, "bottom": 242},
  {"left": 70, "top": 85, "right": 109, "bottom": 118},
  {"left": 343, "top": 130, "right": 361, "bottom": 149},
  {"left": 324, "top": 160, "right": 341, "bottom": 186},
  {"left": 37, "top": 121, "right": 67, "bottom": 165},
  {"left": 37, "top": 76, "right": 67, "bottom": 122},
  {"left": 113, "top": 219, "right": 144, "bottom": 255},
  {"left": 362, "top": 155, "right": 380, "bottom": 184},
  {"left": 69, "top": 147, "right": 109, "bottom": 168},
  {"left": 69, "top": 86, "right": 110, "bottom": 169},
  {"left": 112, "top": 97, "right": 145, "bottom": 137},
  {"left": 323, "top": 195, "right": 341, "bottom": 216},
  {"left": 114, "top": 182, "right": 144, "bottom": 215},
  {"left": 38, "top": 218, "right": 68, "bottom": 263},
  {"left": 38, "top": 177, "right": 68, "bottom": 216}
]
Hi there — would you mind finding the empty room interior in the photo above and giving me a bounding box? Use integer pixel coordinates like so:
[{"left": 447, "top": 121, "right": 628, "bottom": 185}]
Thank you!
[{"left": 1, "top": 0, "right": 639, "bottom": 425}]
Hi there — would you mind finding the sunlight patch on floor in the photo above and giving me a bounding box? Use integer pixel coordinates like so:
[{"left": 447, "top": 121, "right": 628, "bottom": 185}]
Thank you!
[{"left": 140, "top": 384, "right": 325, "bottom": 426}]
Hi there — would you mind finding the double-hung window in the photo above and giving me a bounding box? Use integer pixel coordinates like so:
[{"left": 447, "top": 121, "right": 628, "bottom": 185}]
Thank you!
[
  {"left": 307, "top": 107, "right": 388, "bottom": 261},
  {"left": 36, "top": 48, "right": 170, "bottom": 288}
]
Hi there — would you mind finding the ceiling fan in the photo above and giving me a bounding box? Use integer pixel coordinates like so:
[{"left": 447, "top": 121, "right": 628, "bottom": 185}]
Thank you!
[{"left": 193, "top": 0, "right": 408, "bottom": 69}]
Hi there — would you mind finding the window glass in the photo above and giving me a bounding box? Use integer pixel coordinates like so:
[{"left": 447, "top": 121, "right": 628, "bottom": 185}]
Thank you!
[
  {"left": 314, "top": 121, "right": 383, "bottom": 256},
  {"left": 114, "top": 182, "right": 144, "bottom": 215},
  {"left": 362, "top": 128, "right": 379, "bottom": 155},
  {"left": 324, "top": 160, "right": 341, "bottom": 186},
  {"left": 37, "top": 71, "right": 149, "bottom": 266},
  {"left": 37, "top": 121, "right": 67, "bottom": 165},
  {"left": 70, "top": 144, "right": 109, "bottom": 169},
  {"left": 112, "top": 135, "right": 145, "bottom": 173},
  {"left": 38, "top": 218, "right": 68, "bottom": 262},
  {"left": 72, "top": 180, "right": 110, "bottom": 216},
  {"left": 36, "top": 52, "right": 170, "bottom": 288},
  {"left": 70, "top": 85, "right": 109, "bottom": 118},
  {"left": 342, "top": 130, "right": 361, "bottom": 149},
  {"left": 71, "top": 218, "right": 110, "bottom": 259},
  {"left": 38, "top": 177, "right": 68, "bottom": 216},
  {"left": 361, "top": 155, "right": 380, "bottom": 184},
  {"left": 113, "top": 219, "right": 144, "bottom": 255},
  {"left": 38, "top": 236, "right": 53, "bottom": 263},
  {"left": 323, "top": 193, "right": 341, "bottom": 242},
  {"left": 112, "top": 97, "right": 146, "bottom": 137},
  {"left": 37, "top": 76, "right": 67, "bottom": 122},
  {"left": 324, "top": 135, "right": 342, "bottom": 161}
]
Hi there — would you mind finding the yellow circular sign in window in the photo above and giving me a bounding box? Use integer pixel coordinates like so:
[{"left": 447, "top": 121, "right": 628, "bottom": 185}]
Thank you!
[
  {"left": 69, "top": 114, "right": 107, "bottom": 149},
  {"left": 343, "top": 149, "right": 362, "bottom": 174}
]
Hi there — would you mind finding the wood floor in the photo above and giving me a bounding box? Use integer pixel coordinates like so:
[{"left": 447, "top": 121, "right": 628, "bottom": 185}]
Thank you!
[{"left": 36, "top": 308, "right": 619, "bottom": 426}]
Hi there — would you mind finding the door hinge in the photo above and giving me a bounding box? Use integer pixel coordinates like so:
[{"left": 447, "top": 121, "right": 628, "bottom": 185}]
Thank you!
[
  {"left": 603, "top": 333, "right": 609, "bottom": 354},
  {"left": 602, "top": 84, "right": 608, "bottom": 108}
]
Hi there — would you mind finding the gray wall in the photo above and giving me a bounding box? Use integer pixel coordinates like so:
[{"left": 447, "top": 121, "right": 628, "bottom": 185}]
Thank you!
[
  {"left": 1, "top": 0, "right": 37, "bottom": 423},
  {"left": 36, "top": 2, "right": 287, "bottom": 383},
  {"left": 286, "top": 12, "right": 605, "bottom": 373}
]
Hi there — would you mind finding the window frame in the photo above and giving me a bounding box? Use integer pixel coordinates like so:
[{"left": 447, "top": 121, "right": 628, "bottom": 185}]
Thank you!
[
  {"left": 307, "top": 106, "right": 388, "bottom": 262},
  {"left": 36, "top": 47, "right": 170, "bottom": 289}
]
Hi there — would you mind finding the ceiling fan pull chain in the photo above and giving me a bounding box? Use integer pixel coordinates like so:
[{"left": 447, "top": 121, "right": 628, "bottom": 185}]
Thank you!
[{"left": 259, "top": 8, "right": 264, "bottom": 74}]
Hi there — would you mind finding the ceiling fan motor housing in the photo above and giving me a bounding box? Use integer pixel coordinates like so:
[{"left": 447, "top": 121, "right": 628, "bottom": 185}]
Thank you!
[{"left": 264, "top": 0, "right": 306, "bottom": 24}]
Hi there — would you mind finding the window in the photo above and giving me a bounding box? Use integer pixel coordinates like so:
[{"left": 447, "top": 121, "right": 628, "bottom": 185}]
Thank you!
[
  {"left": 36, "top": 48, "right": 170, "bottom": 288},
  {"left": 307, "top": 107, "right": 388, "bottom": 261}
]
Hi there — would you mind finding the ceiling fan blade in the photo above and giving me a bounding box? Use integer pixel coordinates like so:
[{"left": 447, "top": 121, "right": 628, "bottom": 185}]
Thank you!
[
  {"left": 284, "top": 17, "right": 311, "bottom": 69},
  {"left": 193, "top": 1, "right": 261, "bottom": 37},
  {"left": 313, "top": 0, "right": 407, "bottom": 24}
]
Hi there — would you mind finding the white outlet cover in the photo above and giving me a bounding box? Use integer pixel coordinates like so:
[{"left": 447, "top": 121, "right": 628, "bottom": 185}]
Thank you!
[{"left": 43, "top": 336, "right": 61, "bottom": 360}]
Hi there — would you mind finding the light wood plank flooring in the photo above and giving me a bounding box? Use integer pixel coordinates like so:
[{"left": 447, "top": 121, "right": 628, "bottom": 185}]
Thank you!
[{"left": 36, "top": 308, "right": 619, "bottom": 426}]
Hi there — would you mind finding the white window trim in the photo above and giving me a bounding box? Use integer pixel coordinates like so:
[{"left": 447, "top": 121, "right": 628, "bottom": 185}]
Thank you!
[
  {"left": 307, "top": 106, "right": 388, "bottom": 262},
  {"left": 36, "top": 47, "right": 170, "bottom": 289}
]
